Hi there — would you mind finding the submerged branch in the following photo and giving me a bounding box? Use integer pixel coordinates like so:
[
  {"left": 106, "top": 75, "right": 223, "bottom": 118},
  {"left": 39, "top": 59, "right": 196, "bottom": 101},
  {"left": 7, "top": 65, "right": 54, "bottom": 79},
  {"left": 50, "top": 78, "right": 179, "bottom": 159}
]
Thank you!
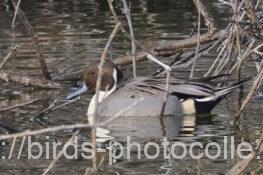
[{"left": 0, "top": 70, "right": 62, "bottom": 89}]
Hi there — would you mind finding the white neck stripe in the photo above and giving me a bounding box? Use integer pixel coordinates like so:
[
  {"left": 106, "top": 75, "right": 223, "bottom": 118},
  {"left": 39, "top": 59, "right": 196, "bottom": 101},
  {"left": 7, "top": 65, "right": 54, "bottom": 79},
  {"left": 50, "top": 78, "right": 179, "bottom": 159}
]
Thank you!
[{"left": 87, "top": 68, "right": 118, "bottom": 120}]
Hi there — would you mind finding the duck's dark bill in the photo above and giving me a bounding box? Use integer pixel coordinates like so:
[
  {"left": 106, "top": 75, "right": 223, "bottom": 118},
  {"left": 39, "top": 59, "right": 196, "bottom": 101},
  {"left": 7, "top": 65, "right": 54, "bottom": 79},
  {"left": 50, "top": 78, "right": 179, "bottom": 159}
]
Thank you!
[{"left": 66, "top": 83, "right": 88, "bottom": 100}]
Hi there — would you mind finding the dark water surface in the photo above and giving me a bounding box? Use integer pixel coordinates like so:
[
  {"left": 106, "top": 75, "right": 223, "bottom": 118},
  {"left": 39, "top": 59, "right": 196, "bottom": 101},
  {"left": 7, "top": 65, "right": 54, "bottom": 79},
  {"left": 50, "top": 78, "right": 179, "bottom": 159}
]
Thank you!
[{"left": 0, "top": 0, "right": 262, "bottom": 174}]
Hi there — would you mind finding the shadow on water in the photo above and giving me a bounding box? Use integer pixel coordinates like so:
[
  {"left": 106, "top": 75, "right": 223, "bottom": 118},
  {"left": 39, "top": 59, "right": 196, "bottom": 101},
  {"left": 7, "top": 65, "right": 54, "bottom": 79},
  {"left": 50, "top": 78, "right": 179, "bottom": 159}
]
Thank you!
[{"left": 0, "top": 0, "right": 262, "bottom": 174}]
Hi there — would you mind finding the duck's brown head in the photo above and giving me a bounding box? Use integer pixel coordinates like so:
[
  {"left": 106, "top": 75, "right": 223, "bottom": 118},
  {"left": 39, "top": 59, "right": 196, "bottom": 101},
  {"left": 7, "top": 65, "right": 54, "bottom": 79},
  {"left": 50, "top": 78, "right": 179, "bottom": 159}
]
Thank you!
[{"left": 83, "top": 60, "right": 123, "bottom": 92}]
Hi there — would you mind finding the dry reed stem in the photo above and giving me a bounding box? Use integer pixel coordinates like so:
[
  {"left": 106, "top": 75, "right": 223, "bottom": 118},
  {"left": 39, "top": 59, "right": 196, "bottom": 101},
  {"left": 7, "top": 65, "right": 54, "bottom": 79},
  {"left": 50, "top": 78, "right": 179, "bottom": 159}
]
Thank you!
[
  {"left": 244, "top": 0, "right": 262, "bottom": 36},
  {"left": 10, "top": 0, "right": 21, "bottom": 45},
  {"left": 229, "top": 39, "right": 256, "bottom": 74},
  {"left": 253, "top": 43, "right": 263, "bottom": 55},
  {"left": 122, "top": 0, "right": 137, "bottom": 78},
  {"left": 0, "top": 0, "right": 61, "bottom": 88},
  {"left": 232, "top": 0, "right": 243, "bottom": 81},
  {"left": 159, "top": 71, "right": 171, "bottom": 119},
  {"left": 214, "top": 33, "right": 235, "bottom": 75},
  {"left": 0, "top": 47, "right": 16, "bottom": 70},
  {"left": 11, "top": 0, "right": 51, "bottom": 80},
  {"left": 0, "top": 0, "right": 21, "bottom": 69},
  {"left": 218, "top": 0, "right": 234, "bottom": 6},
  {"left": 88, "top": 22, "right": 120, "bottom": 171},
  {"left": 233, "top": 65, "right": 263, "bottom": 123},
  {"left": 204, "top": 1, "right": 248, "bottom": 77},
  {"left": 190, "top": 0, "right": 201, "bottom": 79}
]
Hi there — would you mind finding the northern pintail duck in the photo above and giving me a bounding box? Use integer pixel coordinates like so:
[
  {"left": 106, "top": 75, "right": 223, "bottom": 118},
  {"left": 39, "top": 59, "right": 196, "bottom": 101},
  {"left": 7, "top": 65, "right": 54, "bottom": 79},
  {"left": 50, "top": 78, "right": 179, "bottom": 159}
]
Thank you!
[{"left": 67, "top": 59, "right": 249, "bottom": 117}]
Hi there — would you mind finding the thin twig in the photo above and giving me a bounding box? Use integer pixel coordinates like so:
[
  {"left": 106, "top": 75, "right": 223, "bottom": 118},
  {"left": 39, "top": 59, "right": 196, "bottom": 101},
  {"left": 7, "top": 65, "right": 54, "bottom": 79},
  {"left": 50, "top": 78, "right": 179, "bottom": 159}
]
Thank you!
[
  {"left": 30, "top": 97, "right": 81, "bottom": 122},
  {"left": 0, "top": 99, "right": 39, "bottom": 112},
  {"left": 233, "top": 65, "right": 263, "bottom": 123},
  {"left": 88, "top": 22, "right": 120, "bottom": 171},
  {"left": 232, "top": 0, "right": 242, "bottom": 81},
  {"left": 190, "top": 0, "right": 201, "bottom": 79},
  {"left": 11, "top": 0, "right": 21, "bottom": 46},
  {"left": 0, "top": 0, "right": 21, "bottom": 69},
  {"left": 42, "top": 130, "right": 80, "bottom": 175},
  {"left": 11, "top": 0, "right": 51, "bottom": 80},
  {"left": 122, "top": 0, "right": 137, "bottom": 78},
  {"left": 229, "top": 39, "right": 256, "bottom": 74},
  {"left": 159, "top": 71, "right": 171, "bottom": 118},
  {"left": 0, "top": 124, "right": 91, "bottom": 140},
  {"left": 218, "top": 0, "right": 234, "bottom": 6},
  {"left": 0, "top": 47, "right": 16, "bottom": 70},
  {"left": 253, "top": 43, "right": 263, "bottom": 56}
]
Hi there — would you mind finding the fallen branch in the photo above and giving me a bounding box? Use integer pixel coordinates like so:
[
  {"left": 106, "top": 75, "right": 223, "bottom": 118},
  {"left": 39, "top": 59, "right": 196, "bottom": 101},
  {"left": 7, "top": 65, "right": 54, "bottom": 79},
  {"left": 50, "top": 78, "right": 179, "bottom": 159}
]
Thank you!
[
  {"left": 0, "top": 70, "right": 63, "bottom": 89},
  {"left": 113, "top": 51, "right": 147, "bottom": 65},
  {"left": 52, "top": 70, "right": 83, "bottom": 81},
  {"left": 154, "top": 30, "right": 225, "bottom": 52}
]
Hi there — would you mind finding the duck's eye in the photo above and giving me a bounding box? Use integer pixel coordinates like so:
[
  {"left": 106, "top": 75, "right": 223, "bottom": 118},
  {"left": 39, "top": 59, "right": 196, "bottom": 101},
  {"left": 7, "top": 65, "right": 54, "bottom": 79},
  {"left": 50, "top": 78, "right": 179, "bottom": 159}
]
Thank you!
[{"left": 89, "top": 71, "right": 95, "bottom": 76}]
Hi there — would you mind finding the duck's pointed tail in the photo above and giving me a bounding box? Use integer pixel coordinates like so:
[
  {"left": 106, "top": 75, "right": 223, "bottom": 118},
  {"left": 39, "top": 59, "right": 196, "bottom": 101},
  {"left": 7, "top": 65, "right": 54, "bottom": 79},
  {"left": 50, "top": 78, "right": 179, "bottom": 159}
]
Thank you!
[
  {"left": 194, "top": 77, "right": 252, "bottom": 113},
  {"left": 215, "top": 76, "right": 252, "bottom": 97}
]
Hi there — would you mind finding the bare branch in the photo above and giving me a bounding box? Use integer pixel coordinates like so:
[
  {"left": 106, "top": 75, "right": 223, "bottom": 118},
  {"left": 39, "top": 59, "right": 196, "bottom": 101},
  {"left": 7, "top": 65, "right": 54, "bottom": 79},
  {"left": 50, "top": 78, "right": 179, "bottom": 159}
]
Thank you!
[
  {"left": 0, "top": 70, "right": 63, "bottom": 89},
  {"left": 193, "top": 0, "right": 217, "bottom": 34},
  {"left": 11, "top": 0, "right": 51, "bottom": 80},
  {"left": 190, "top": 0, "right": 201, "bottom": 78},
  {"left": 122, "top": 0, "right": 137, "bottom": 78},
  {"left": 88, "top": 22, "right": 120, "bottom": 171}
]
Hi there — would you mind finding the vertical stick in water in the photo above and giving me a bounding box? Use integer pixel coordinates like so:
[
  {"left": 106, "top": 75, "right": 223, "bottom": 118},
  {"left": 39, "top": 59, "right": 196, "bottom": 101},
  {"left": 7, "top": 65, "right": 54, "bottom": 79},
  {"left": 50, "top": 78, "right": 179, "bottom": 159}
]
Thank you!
[{"left": 122, "top": 0, "right": 137, "bottom": 78}]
